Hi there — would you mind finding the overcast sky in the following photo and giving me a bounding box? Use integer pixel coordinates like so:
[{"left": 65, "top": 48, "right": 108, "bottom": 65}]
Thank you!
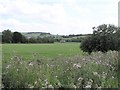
[{"left": 0, "top": 0, "right": 119, "bottom": 35}]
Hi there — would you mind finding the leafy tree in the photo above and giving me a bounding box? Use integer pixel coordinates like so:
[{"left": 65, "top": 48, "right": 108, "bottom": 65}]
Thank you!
[
  {"left": 36, "top": 36, "right": 54, "bottom": 43},
  {"left": 28, "top": 37, "right": 37, "bottom": 43},
  {"left": 21, "top": 36, "right": 28, "bottom": 43},
  {"left": 114, "top": 27, "right": 120, "bottom": 51},
  {"left": 80, "top": 24, "right": 120, "bottom": 53},
  {"left": 47, "top": 37, "right": 54, "bottom": 43},
  {"left": 2, "top": 30, "right": 55, "bottom": 44},
  {"left": 37, "top": 36, "right": 42, "bottom": 43},
  {"left": 12, "top": 32, "right": 23, "bottom": 43},
  {"left": 80, "top": 37, "right": 93, "bottom": 54},
  {"left": 2, "top": 29, "right": 12, "bottom": 43}
]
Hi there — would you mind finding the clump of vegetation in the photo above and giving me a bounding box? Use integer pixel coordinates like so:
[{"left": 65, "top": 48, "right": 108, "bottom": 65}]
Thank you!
[
  {"left": 2, "top": 30, "right": 54, "bottom": 44},
  {"left": 2, "top": 51, "right": 118, "bottom": 88},
  {"left": 2, "top": 29, "right": 87, "bottom": 44},
  {"left": 80, "top": 24, "right": 120, "bottom": 54}
]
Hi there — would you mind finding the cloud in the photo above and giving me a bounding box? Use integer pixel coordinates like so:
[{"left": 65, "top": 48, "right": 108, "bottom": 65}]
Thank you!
[{"left": 0, "top": 0, "right": 119, "bottom": 35}]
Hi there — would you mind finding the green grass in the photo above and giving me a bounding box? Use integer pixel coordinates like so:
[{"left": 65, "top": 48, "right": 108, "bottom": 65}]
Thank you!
[
  {"left": 2, "top": 43, "right": 83, "bottom": 62},
  {"left": 2, "top": 43, "right": 119, "bottom": 88},
  {"left": 2, "top": 43, "right": 118, "bottom": 88}
]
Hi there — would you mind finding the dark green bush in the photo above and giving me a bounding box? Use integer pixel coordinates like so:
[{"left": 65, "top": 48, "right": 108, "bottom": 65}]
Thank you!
[{"left": 80, "top": 24, "right": 120, "bottom": 53}]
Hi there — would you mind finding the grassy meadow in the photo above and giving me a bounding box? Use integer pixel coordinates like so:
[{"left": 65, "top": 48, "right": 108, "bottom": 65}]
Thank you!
[
  {"left": 2, "top": 43, "right": 83, "bottom": 62},
  {"left": 2, "top": 43, "right": 119, "bottom": 88}
]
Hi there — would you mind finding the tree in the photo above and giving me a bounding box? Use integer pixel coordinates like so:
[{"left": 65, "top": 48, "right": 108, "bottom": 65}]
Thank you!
[
  {"left": 12, "top": 32, "right": 23, "bottom": 43},
  {"left": 114, "top": 27, "right": 120, "bottom": 51},
  {"left": 2, "top": 29, "right": 12, "bottom": 43},
  {"left": 28, "top": 37, "right": 37, "bottom": 43},
  {"left": 21, "top": 36, "right": 27, "bottom": 43},
  {"left": 80, "top": 24, "right": 120, "bottom": 53},
  {"left": 80, "top": 36, "right": 93, "bottom": 54}
]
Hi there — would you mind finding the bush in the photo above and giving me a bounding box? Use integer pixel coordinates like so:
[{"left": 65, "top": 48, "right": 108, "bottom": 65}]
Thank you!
[{"left": 80, "top": 24, "right": 120, "bottom": 53}]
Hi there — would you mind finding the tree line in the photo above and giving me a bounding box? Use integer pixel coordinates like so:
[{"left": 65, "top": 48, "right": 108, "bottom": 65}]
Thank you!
[
  {"left": 80, "top": 24, "right": 120, "bottom": 54},
  {"left": 2, "top": 30, "right": 54, "bottom": 43},
  {"left": 61, "top": 34, "right": 91, "bottom": 38},
  {"left": 2, "top": 30, "right": 86, "bottom": 43}
]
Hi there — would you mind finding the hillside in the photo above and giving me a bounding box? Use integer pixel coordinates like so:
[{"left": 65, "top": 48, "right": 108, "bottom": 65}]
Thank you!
[
  {"left": 22, "top": 32, "right": 52, "bottom": 38},
  {"left": 1, "top": 31, "right": 89, "bottom": 43}
]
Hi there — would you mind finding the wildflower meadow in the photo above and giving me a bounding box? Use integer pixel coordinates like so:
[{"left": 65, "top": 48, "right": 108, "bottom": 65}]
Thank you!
[{"left": 2, "top": 50, "right": 118, "bottom": 89}]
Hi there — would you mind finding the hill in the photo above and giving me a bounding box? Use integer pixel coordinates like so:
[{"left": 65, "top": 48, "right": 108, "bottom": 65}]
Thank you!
[{"left": 22, "top": 32, "right": 52, "bottom": 38}]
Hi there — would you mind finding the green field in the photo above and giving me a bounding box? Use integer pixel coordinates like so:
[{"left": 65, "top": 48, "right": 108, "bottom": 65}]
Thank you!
[
  {"left": 2, "top": 43, "right": 118, "bottom": 88},
  {"left": 2, "top": 43, "right": 83, "bottom": 62}
]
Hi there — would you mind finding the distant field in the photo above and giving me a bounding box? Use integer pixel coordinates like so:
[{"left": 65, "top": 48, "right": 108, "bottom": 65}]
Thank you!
[{"left": 2, "top": 43, "right": 83, "bottom": 62}]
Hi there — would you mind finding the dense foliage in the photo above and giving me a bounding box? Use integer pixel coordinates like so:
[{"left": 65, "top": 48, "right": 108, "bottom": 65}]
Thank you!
[
  {"left": 80, "top": 24, "right": 120, "bottom": 53},
  {"left": 2, "top": 51, "right": 118, "bottom": 88},
  {"left": 2, "top": 30, "right": 85, "bottom": 43},
  {"left": 2, "top": 30, "right": 54, "bottom": 43},
  {"left": 2, "top": 30, "right": 12, "bottom": 43},
  {"left": 12, "top": 32, "right": 23, "bottom": 43}
]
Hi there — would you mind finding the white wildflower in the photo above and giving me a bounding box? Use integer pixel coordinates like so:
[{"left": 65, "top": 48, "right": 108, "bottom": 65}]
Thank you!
[
  {"left": 47, "top": 64, "right": 49, "bottom": 67},
  {"left": 106, "top": 63, "right": 109, "bottom": 66},
  {"left": 48, "top": 84, "right": 54, "bottom": 88},
  {"left": 82, "top": 58, "right": 85, "bottom": 60},
  {"left": 98, "top": 86, "right": 102, "bottom": 88},
  {"left": 34, "top": 81, "right": 37, "bottom": 85},
  {"left": 102, "top": 72, "right": 107, "bottom": 79},
  {"left": 76, "top": 64, "right": 81, "bottom": 68},
  {"left": 78, "top": 77, "right": 83, "bottom": 81},
  {"left": 73, "top": 64, "right": 76, "bottom": 67},
  {"left": 20, "top": 61, "right": 22, "bottom": 64},
  {"left": 102, "top": 72, "right": 107, "bottom": 75},
  {"left": 72, "top": 85, "right": 77, "bottom": 88},
  {"left": 45, "top": 79, "right": 49, "bottom": 85},
  {"left": 6, "top": 65, "right": 11, "bottom": 69},
  {"left": 87, "top": 81, "right": 92, "bottom": 86},
  {"left": 28, "top": 84, "right": 34, "bottom": 88},
  {"left": 85, "top": 85, "right": 91, "bottom": 88},
  {"left": 102, "top": 75, "right": 105, "bottom": 78},
  {"left": 41, "top": 86, "right": 45, "bottom": 88},
  {"left": 28, "top": 62, "right": 33, "bottom": 66},
  {"left": 58, "top": 82, "right": 61, "bottom": 86},
  {"left": 65, "top": 61, "right": 68, "bottom": 63},
  {"left": 73, "top": 63, "right": 81, "bottom": 68},
  {"left": 89, "top": 79, "right": 93, "bottom": 83},
  {"left": 30, "top": 86, "right": 34, "bottom": 88},
  {"left": 112, "top": 76, "right": 114, "bottom": 79},
  {"left": 17, "top": 69, "right": 19, "bottom": 72},
  {"left": 11, "top": 57, "right": 13, "bottom": 60},
  {"left": 93, "top": 72, "right": 98, "bottom": 76}
]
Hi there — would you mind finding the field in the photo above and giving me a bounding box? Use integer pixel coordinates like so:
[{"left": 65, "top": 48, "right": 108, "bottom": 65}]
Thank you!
[
  {"left": 2, "top": 43, "right": 119, "bottom": 88},
  {"left": 2, "top": 43, "right": 83, "bottom": 62}
]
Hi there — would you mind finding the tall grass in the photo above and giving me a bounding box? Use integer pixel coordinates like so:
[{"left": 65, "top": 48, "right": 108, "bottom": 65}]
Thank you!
[{"left": 2, "top": 51, "right": 118, "bottom": 89}]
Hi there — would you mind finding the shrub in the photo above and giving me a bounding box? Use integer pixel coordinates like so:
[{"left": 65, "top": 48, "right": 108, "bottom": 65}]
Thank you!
[{"left": 80, "top": 24, "right": 120, "bottom": 53}]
